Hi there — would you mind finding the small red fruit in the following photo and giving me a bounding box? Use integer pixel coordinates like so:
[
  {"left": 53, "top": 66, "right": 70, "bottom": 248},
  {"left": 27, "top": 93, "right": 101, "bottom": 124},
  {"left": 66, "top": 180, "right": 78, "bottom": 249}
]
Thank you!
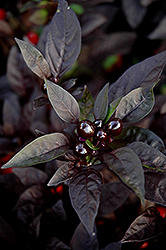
[
  {"left": 93, "top": 119, "right": 103, "bottom": 128},
  {"left": 0, "top": 9, "right": 7, "bottom": 20},
  {"left": 56, "top": 184, "right": 63, "bottom": 194},
  {"left": 26, "top": 31, "right": 39, "bottom": 45}
]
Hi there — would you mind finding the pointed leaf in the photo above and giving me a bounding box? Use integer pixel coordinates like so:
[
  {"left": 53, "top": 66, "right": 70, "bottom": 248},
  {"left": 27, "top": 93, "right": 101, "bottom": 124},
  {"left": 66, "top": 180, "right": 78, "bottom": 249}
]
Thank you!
[
  {"left": 104, "top": 97, "right": 122, "bottom": 123},
  {"left": 48, "top": 161, "right": 77, "bottom": 186},
  {"left": 2, "top": 133, "right": 69, "bottom": 169},
  {"left": 115, "top": 87, "right": 155, "bottom": 123},
  {"left": 45, "top": 79, "right": 80, "bottom": 124},
  {"left": 128, "top": 142, "right": 166, "bottom": 172},
  {"left": 102, "top": 242, "right": 122, "bottom": 250},
  {"left": 70, "top": 223, "right": 99, "bottom": 250},
  {"left": 122, "top": 0, "right": 147, "bottom": 29},
  {"left": 103, "top": 147, "right": 145, "bottom": 204},
  {"left": 145, "top": 171, "right": 166, "bottom": 205},
  {"left": 113, "top": 126, "right": 165, "bottom": 151},
  {"left": 94, "top": 83, "right": 109, "bottom": 120},
  {"left": 15, "top": 38, "right": 51, "bottom": 79},
  {"left": 33, "top": 96, "right": 50, "bottom": 110},
  {"left": 78, "top": 85, "right": 94, "bottom": 121},
  {"left": 122, "top": 207, "right": 164, "bottom": 243},
  {"left": 12, "top": 167, "right": 48, "bottom": 186},
  {"left": 69, "top": 168, "right": 102, "bottom": 236},
  {"left": 98, "top": 182, "right": 130, "bottom": 216},
  {"left": 61, "top": 78, "right": 77, "bottom": 90},
  {"left": 108, "top": 50, "right": 166, "bottom": 103},
  {"left": 45, "top": 0, "right": 81, "bottom": 78}
]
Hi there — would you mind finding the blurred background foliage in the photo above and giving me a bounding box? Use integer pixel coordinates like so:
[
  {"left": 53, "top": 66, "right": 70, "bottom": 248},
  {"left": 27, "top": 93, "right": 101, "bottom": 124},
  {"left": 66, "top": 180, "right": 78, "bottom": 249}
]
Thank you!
[{"left": 1, "top": 0, "right": 166, "bottom": 249}]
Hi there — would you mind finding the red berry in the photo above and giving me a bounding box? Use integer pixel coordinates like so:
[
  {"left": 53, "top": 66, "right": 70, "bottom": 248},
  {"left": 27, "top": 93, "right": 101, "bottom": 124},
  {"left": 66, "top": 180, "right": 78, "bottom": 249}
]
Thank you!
[
  {"left": 74, "top": 143, "right": 89, "bottom": 157},
  {"left": 56, "top": 184, "right": 63, "bottom": 194},
  {"left": 95, "top": 128, "right": 108, "bottom": 142},
  {"left": 77, "top": 120, "right": 95, "bottom": 139},
  {"left": 0, "top": 9, "right": 6, "bottom": 20},
  {"left": 106, "top": 118, "right": 123, "bottom": 136},
  {"left": 26, "top": 31, "right": 39, "bottom": 45}
]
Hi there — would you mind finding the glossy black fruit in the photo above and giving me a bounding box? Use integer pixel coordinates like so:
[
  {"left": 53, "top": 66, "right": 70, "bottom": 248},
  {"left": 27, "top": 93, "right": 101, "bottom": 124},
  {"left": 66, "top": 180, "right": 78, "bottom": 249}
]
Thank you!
[
  {"left": 95, "top": 128, "right": 108, "bottom": 141},
  {"left": 93, "top": 119, "right": 103, "bottom": 128},
  {"left": 106, "top": 118, "right": 123, "bottom": 136},
  {"left": 41, "top": 82, "right": 47, "bottom": 95},
  {"left": 77, "top": 120, "right": 95, "bottom": 139},
  {"left": 74, "top": 143, "right": 89, "bottom": 157}
]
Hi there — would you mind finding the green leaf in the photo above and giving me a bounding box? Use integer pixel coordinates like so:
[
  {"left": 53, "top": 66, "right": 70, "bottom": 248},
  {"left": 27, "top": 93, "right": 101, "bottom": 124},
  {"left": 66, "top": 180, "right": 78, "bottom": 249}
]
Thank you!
[
  {"left": 103, "top": 147, "right": 145, "bottom": 204},
  {"left": 1, "top": 133, "right": 69, "bottom": 169},
  {"left": 70, "top": 3, "right": 84, "bottom": 15},
  {"left": 104, "top": 97, "right": 122, "bottom": 123},
  {"left": 15, "top": 38, "right": 51, "bottom": 79},
  {"left": 102, "top": 54, "right": 119, "bottom": 70},
  {"left": 45, "top": 79, "right": 80, "bottom": 124},
  {"left": 85, "top": 140, "right": 100, "bottom": 150},
  {"left": 78, "top": 85, "right": 94, "bottom": 121},
  {"left": 115, "top": 86, "right": 155, "bottom": 123},
  {"left": 94, "top": 82, "right": 109, "bottom": 120},
  {"left": 128, "top": 141, "right": 166, "bottom": 172},
  {"left": 113, "top": 126, "right": 165, "bottom": 151},
  {"left": 47, "top": 161, "right": 77, "bottom": 186}
]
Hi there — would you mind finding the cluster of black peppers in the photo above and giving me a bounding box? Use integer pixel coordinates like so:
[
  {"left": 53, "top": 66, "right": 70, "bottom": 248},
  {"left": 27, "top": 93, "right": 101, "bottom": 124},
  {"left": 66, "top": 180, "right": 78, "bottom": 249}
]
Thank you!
[{"left": 74, "top": 118, "right": 123, "bottom": 163}]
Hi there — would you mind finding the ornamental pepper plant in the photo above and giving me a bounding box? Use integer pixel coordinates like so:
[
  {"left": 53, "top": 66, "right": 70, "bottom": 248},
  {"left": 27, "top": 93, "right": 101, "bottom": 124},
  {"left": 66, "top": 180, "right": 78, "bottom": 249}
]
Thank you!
[{"left": 2, "top": 0, "right": 166, "bottom": 249}]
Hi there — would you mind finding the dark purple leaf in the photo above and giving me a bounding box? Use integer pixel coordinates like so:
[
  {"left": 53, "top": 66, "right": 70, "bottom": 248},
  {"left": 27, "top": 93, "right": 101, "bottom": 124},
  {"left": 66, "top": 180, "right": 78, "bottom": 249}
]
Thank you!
[
  {"left": 17, "top": 203, "right": 42, "bottom": 238},
  {"left": 148, "top": 16, "right": 166, "bottom": 40},
  {"left": 45, "top": 79, "right": 80, "bottom": 124},
  {"left": 128, "top": 142, "right": 166, "bottom": 172},
  {"left": 140, "top": 0, "right": 156, "bottom": 7},
  {"left": 113, "top": 126, "right": 164, "bottom": 151},
  {"left": 15, "top": 38, "right": 51, "bottom": 79},
  {"left": 145, "top": 171, "right": 166, "bottom": 205},
  {"left": 78, "top": 85, "right": 94, "bottom": 121},
  {"left": 103, "top": 147, "right": 145, "bottom": 204},
  {"left": 98, "top": 182, "right": 130, "bottom": 216},
  {"left": 47, "top": 161, "right": 77, "bottom": 186},
  {"left": 46, "top": 237, "right": 70, "bottom": 250},
  {"left": 104, "top": 97, "right": 122, "bottom": 123},
  {"left": 102, "top": 242, "right": 122, "bottom": 250},
  {"left": 94, "top": 83, "right": 109, "bottom": 120},
  {"left": 12, "top": 167, "right": 48, "bottom": 187},
  {"left": 122, "top": 0, "right": 147, "bottom": 29},
  {"left": 33, "top": 96, "right": 50, "bottom": 110},
  {"left": 69, "top": 168, "right": 102, "bottom": 236},
  {"left": 108, "top": 50, "right": 166, "bottom": 103},
  {"left": 14, "top": 184, "right": 49, "bottom": 209},
  {"left": 1, "top": 132, "right": 69, "bottom": 168},
  {"left": 121, "top": 207, "right": 164, "bottom": 243},
  {"left": 7, "top": 46, "right": 35, "bottom": 97},
  {"left": 61, "top": 78, "right": 77, "bottom": 90},
  {"left": 2, "top": 93, "right": 21, "bottom": 136},
  {"left": 115, "top": 86, "right": 155, "bottom": 123},
  {"left": 82, "top": 12, "right": 107, "bottom": 37},
  {"left": 70, "top": 222, "right": 99, "bottom": 250},
  {"left": 45, "top": 0, "right": 81, "bottom": 78},
  {"left": 0, "top": 216, "right": 15, "bottom": 245}
]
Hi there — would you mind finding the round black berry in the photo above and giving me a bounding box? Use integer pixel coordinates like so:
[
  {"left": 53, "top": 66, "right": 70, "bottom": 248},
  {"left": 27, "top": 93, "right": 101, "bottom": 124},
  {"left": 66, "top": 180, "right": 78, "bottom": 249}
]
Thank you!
[
  {"left": 41, "top": 82, "right": 47, "bottom": 95},
  {"left": 74, "top": 143, "right": 89, "bottom": 157},
  {"left": 93, "top": 119, "right": 103, "bottom": 128},
  {"left": 77, "top": 120, "right": 95, "bottom": 139},
  {"left": 95, "top": 128, "right": 108, "bottom": 141},
  {"left": 106, "top": 118, "right": 123, "bottom": 136}
]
